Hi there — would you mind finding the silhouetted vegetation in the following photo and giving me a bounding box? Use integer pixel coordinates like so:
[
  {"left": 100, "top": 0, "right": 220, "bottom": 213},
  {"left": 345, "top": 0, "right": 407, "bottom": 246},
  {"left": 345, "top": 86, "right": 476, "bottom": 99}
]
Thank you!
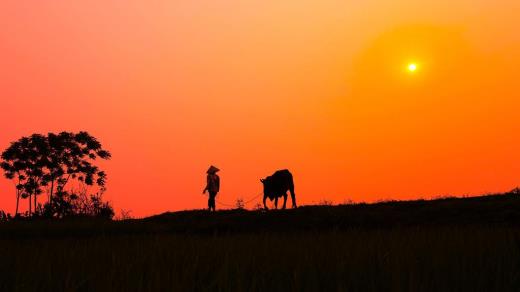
[
  {"left": 0, "top": 210, "right": 10, "bottom": 222},
  {"left": 235, "top": 198, "right": 245, "bottom": 209},
  {"left": 1, "top": 131, "right": 113, "bottom": 219},
  {"left": 116, "top": 209, "right": 133, "bottom": 221},
  {"left": 39, "top": 190, "right": 115, "bottom": 220},
  {"left": 1, "top": 191, "right": 520, "bottom": 291}
]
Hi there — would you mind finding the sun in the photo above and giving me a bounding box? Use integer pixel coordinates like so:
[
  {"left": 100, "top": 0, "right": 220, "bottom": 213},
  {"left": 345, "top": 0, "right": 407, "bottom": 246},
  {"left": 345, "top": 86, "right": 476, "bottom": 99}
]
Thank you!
[{"left": 407, "top": 63, "right": 418, "bottom": 72}]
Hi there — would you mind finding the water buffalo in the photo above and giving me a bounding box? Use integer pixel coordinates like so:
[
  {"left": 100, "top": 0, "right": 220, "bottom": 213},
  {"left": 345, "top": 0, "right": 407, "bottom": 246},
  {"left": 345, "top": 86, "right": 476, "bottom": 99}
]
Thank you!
[{"left": 260, "top": 169, "right": 297, "bottom": 210}]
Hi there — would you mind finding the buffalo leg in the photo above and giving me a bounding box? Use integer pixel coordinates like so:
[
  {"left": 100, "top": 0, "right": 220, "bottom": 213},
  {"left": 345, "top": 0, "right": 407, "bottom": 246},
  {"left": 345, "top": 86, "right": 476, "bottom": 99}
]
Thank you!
[
  {"left": 290, "top": 185, "right": 297, "bottom": 208},
  {"left": 282, "top": 193, "right": 287, "bottom": 209},
  {"left": 263, "top": 195, "right": 269, "bottom": 210},
  {"left": 274, "top": 197, "right": 278, "bottom": 209}
]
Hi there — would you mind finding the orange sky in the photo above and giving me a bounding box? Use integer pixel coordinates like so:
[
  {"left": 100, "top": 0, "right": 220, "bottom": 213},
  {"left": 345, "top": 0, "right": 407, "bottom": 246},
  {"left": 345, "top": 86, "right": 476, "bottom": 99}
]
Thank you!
[{"left": 1, "top": 0, "right": 519, "bottom": 216}]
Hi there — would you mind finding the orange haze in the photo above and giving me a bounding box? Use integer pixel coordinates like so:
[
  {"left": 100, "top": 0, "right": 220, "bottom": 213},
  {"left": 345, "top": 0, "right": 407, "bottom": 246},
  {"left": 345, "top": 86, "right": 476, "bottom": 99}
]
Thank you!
[{"left": 1, "top": 0, "right": 519, "bottom": 216}]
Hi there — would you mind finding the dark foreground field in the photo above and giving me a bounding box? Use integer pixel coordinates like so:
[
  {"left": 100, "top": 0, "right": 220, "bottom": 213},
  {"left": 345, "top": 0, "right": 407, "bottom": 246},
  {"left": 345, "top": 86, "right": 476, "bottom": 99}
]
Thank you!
[{"left": 2, "top": 193, "right": 520, "bottom": 291}]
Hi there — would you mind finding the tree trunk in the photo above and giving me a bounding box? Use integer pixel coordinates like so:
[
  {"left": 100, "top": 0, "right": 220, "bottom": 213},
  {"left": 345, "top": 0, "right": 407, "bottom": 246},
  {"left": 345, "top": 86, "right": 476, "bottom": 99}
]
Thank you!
[
  {"left": 49, "top": 179, "right": 54, "bottom": 206},
  {"left": 15, "top": 176, "right": 21, "bottom": 217},
  {"left": 15, "top": 190, "right": 20, "bottom": 216},
  {"left": 34, "top": 193, "right": 37, "bottom": 215},
  {"left": 29, "top": 194, "right": 32, "bottom": 216}
]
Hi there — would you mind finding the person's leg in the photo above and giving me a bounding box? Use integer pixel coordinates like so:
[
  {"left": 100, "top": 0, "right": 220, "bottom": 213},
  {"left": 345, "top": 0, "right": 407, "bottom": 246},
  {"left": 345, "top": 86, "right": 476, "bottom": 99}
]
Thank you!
[{"left": 209, "top": 192, "right": 216, "bottom": 211}]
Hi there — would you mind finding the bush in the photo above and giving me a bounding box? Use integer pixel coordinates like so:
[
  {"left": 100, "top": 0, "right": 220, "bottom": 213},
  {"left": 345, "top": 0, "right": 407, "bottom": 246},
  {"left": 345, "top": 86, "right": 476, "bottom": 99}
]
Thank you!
[
  {"left": 318, "top": 199, "right": 334, "bottom": 206},
  {"left": 235, "top": 198, "right": 245, "bottom": 210},
  {"left": 116, "top": 209, "right": 133, "bottom": 221},
  {"left": 0, "top": 210, "right": 10, "bottom": 222},
  {"left": 42, "top": 191, "right": 114, "bottom": 220}
]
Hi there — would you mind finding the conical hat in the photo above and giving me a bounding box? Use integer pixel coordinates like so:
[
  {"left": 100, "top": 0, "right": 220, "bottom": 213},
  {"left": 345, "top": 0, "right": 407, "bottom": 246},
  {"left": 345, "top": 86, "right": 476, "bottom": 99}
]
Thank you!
[{"left": 207, "top": 165, "right": 220, "bottom": 174}]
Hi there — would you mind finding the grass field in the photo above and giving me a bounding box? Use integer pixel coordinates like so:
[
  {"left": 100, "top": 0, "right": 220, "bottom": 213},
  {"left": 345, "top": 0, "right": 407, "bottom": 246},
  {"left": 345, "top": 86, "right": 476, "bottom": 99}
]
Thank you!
[{"left": 1, "top": 193, "right": 520, "bottom": 291}]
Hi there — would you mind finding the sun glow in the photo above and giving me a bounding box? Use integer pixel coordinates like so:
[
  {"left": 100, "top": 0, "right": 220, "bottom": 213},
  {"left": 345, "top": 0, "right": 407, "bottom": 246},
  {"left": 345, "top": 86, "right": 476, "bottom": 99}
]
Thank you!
[{"left": 408, "top": 63, "right": 418, "bottom": 72}]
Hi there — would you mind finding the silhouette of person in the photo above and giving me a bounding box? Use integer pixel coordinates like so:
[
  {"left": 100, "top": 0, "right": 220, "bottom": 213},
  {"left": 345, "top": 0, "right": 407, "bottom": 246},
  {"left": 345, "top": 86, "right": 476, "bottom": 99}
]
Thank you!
[{"left": 203, "top": 165, "right": 220, "bottom": 211}]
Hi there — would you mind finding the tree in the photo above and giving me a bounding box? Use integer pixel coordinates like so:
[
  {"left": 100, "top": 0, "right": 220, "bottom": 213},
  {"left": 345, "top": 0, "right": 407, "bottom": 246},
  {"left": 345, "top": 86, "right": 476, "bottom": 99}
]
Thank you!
[
  {"left": 42, "top": 132, "right": 111, "bottom": 213},
  {"left": 1, "top": 134, "right": 48, "bottom": 216},
  {"left": 1, "top": 131, "right": 111, "bottom": 218}
]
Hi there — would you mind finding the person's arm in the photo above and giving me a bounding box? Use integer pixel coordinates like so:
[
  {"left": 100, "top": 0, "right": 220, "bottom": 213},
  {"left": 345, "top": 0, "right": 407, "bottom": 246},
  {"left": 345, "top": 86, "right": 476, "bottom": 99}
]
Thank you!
[
  {"left": 216, "top": 176, "right": 220, "bottom": 192},
  {"left": 203, "top": 176, "right": 209, "bottom": 194}
]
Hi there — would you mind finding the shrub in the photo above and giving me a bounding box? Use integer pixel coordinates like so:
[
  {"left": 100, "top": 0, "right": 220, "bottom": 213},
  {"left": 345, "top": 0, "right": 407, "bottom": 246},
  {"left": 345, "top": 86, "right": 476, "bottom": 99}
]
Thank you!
[
  {"left": 41, "top": 191, "right": 114, "bottom": 220},
  {"left": 235, "top": 198, "right": 245, "bottom": 210}
]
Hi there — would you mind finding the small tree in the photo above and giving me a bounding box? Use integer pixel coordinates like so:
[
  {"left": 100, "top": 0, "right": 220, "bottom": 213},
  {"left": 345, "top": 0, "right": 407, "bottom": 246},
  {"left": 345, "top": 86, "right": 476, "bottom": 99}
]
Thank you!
[
  {"left": 1, "top": 134, "right": 48, "bottom": 216},
  {"left": 1, "top": 131, "right": 111, "bottom": 218}
]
